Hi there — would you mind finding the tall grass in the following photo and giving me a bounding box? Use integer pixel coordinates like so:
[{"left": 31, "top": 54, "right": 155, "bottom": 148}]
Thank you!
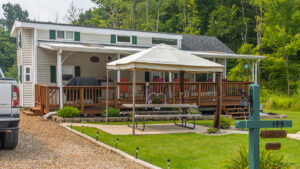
[{"left": 261, "top": 89, "right": 300, "bottom": 111}]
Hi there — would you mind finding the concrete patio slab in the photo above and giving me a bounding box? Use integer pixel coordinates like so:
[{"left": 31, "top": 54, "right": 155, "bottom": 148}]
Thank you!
[{"left": 62, "top": 123, "right": 248, "bottom": 135}]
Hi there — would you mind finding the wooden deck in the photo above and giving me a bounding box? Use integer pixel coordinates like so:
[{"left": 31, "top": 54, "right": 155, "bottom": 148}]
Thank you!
[{"left": 34, "top": 82, "right": 251, "bottom": 115}]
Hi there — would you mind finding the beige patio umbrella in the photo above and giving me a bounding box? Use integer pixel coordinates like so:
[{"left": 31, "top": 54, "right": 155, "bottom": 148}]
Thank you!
[{"left": 106, "top": 44, "right": 224, "bottom": 135}]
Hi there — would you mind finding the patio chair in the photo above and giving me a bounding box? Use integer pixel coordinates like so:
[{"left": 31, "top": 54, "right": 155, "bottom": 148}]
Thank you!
[{"left": 119, "top": 78, "right": 129, "bottom": 98}]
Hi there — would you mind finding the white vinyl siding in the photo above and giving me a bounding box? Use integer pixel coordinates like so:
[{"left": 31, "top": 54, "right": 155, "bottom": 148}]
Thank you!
[
  {"left": 21, "top": 29, "right": 34, "bottom": 107},
  {"left": 37, "top": 48, "right": 121, "bottom": 85},
  {"left": 36, "top": 29, "right": 174, "bottom": 47}
]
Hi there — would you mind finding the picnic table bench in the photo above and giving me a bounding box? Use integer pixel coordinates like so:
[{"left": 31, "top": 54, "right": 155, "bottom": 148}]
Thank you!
[{"left": 122, "top": 104, "right": 201, "bottom": 131}]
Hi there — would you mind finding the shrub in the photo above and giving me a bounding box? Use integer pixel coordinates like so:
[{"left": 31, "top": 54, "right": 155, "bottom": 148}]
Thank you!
[
  {"left": 57, "top": 106, "right": 80, "bottom": 118},
  {"left": 102, "top": 108, "right": 120, "bottom": 117},
  {"left": 187, "top": 108, "right": 200, "bottom": 114},
  {"left": 224, "top": 146, "right": 292, "bottom": 169},
  {"left": 220, "top": 116, "right": 232, "bottom": 129},
  {"left": 207, "top": 128, "right": 219, "bottom": 133},
  {"left": 150, "top": 95, "right": 165, "bottom": 104}
]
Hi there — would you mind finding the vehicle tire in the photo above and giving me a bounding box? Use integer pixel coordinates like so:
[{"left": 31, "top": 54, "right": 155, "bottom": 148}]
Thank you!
[{"left": 2, "top": 130, "right": 18, "bottom": 149}]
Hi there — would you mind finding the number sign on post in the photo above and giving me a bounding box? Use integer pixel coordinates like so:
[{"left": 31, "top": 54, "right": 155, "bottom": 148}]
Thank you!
[{"left": 235, "top": 84, "right": 292, "bottom": 169}]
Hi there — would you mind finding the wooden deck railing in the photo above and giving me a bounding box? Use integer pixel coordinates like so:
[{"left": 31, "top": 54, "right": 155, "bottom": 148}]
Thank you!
[{"left": 35, "top": 82, "right": 252, "bottom": 114}]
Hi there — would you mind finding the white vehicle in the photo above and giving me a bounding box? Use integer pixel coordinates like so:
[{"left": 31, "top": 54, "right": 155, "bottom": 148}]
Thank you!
[{"left": 0, "top": 67, "right": 20, "bottom": 149}]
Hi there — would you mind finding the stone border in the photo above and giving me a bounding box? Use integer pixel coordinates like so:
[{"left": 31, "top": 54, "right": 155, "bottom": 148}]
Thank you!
[
  {"left": 52, "top": 115, "right": 233, "bottom": 123},
  {"left": 61, "top": 123, "right": 162, "bottom": 169}
]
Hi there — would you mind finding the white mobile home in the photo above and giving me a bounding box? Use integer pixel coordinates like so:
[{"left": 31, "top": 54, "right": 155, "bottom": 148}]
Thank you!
[{"left": 10, "top": 21, "right": 264, "bottom": 110}]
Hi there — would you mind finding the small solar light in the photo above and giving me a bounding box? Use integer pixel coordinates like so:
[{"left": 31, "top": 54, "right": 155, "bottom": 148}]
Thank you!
[
  {"left": 81, "top": 125, "right": 84, "bottom": 133},
  {"left": 70, "top": 124, "right": 72, "bottom": 129},
  {"left": 136, "top": 147, "right": 139, "bottom": 159},
  {"left": 96, "top": 131, "right": 99, "bottom": 141},
  {"left": 115, "top": 138, "right": 119, "bottom": 148},
  {"left": 167, "top": 159, "right": 171, "bottom": 169}
]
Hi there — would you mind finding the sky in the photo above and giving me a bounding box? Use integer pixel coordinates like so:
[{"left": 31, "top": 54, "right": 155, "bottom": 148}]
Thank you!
[{"left": 0, "top": 0, "right": 96, "bottom": 23}]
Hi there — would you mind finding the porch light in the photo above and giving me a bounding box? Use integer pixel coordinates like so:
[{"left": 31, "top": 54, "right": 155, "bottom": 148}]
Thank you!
[
  {"left": 167, "top": 159, "right": 171, "bottom": 169},
  {"left": 136, "top": 147, "right": 139, "bottom": 159},
  {"left": 81, "top": 125, "right": 84, "bottom": 133},
  {"left": 96, "top": 131, "right": 99, "bottom": 141},
  {"left": 115, "top": 138, "right": 119, "bottom": 148}
]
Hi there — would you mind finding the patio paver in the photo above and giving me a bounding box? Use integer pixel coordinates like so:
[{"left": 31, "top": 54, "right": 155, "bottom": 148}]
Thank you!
[{"left": 62, "top": 123, "right": 248, "bottom": 135}]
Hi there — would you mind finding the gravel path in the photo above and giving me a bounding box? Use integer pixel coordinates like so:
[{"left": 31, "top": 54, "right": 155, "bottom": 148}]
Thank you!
[{"left": 0, "top": 113, "right": 147, "bottom": 169}]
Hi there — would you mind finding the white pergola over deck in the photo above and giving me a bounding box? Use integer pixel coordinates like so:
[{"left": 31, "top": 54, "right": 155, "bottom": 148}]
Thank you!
[{"left": 106, "top": 44, "right": 224, "bottom": 135}]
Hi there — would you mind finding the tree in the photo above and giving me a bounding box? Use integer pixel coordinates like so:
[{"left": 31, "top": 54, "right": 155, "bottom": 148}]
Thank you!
[
  {"left": 0, "top": 3, "right": 29, "bottom": 31},
  {"left": 0, "top": 28, "right": 16, "bottom": 75},
  {"left": 64, "top": 1, "right": 83, "bottom": 24},
  {"left": 261, "top": 0, "right": 300, "bottom": 96}
]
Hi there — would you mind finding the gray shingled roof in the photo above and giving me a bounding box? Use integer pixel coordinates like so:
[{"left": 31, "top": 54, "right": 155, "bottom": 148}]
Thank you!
[{"left": 181, "top": 35, "right": 234, "bottom": 54}]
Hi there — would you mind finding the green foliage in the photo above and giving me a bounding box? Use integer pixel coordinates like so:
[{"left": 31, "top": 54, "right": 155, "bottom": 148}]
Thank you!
[
  {"left": 187, "top": 108, "right": 200, "bottom": 114},
  {"left": 0, "top": 27, "right": 16, "bottom": 74},
  {"left": 0, "top": 2, "right": 29, "bottom": 31},
  {"left": 57, "top": 106, "right": 80, "bottom": 118},
  {"left": 262, "top": 92, "right": 300, "bottom": 111},
  {"left": 102, "top": 108, "right": 120, "bottom": 117},
  {"left": 0, "top": 3, "right": 29, "bottom": 80},
  {"left": 224, "top": 146, "right": 292, "bottom": 169},
  {"left": 207, "top": 128, "right": 219, "bottom": 133},
  {"left": 220, "top": 116, "right": 232, "bottom": 129},
  {"left": 150, "top": 95, "right": 165, "bottom": 104}
]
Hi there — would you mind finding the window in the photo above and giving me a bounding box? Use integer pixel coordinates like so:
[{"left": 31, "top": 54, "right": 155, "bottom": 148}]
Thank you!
[
  {"left": 57, "top": 31, "right": 65, "bottom": 39},
  {"left": 117, "top": 35, "right": 131, "bottom": 43},
  {"left": 62, "top": 66, "right": 74, "bottom": 81},
  {"left": 152, "top": 38, "right": 177, "bottom": 45},
  {"left": 66, "top": 31, "right": 74, "bottom": 40},
  {"left": 24, "top": 66, "right": 31, "bottom": 82}
]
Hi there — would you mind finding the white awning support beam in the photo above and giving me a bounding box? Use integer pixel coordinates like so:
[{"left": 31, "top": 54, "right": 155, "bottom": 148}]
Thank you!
[{"left": 57, "top": 49, "right": 63, "bottom": 109}]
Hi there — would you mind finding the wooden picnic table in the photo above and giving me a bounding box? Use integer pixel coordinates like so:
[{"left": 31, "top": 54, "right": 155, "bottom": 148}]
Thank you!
[{"left": 122, "top": 103, "right": 200, "bottom": 131}]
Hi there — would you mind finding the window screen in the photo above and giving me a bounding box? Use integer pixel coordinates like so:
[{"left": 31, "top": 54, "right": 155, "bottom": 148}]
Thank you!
[
  {"left": 57, "top": 31, "right": 65, "bottom": 39},
  {"left": 66, "top": 31, "right": 73, "bottom": 40},
  {"left": 152, "top": 38, "right": 177, "bottom": 45},
  {"left": 117, "top": 35, "right": 131, "bottom": 43}
]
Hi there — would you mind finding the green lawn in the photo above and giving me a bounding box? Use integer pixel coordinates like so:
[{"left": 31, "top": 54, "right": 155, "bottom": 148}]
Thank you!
[{"left": 73, "top": 110, "right": 300, "bottom": 169}]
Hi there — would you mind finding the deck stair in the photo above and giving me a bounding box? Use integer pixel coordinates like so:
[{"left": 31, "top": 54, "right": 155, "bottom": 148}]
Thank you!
[
  {"left": 223, "top": 105, "right": 248, "bottom": 119},
  {"left": 22, "top": 110, "right": 36, "bottom": 116},
  {"left": 29, "top": 106, "right": 42, "bottom": 115}
]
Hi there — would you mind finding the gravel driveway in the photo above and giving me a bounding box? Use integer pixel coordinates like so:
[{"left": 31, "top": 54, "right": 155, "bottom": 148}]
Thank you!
[{"left": 0, "top": 112, "right": 146, "bottom": 169}]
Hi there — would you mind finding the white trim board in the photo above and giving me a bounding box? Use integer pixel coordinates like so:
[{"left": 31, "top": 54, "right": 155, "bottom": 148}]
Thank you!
[{"left": 11, "top": 21, "right": 182, "bottom": 40}]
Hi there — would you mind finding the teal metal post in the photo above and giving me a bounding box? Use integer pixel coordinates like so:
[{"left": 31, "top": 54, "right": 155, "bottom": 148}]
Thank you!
[
  {"left": 248, "top": 84, "right": 260, "bottom": 169},
  {"left": 235, "top": 84, "right": 292, "bottom": 169}
]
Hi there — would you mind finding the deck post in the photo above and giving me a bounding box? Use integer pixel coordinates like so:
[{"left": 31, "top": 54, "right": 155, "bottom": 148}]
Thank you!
[
  {"left": 132, "top": 68, "right": 136, "bottom": 135},
  {"left": 106, "top": 69, "right": 109, "bottom": 124},
  {"left": 57, "top": 49, "right": 63, "bottom": 109},
  {"left": 255, "top": 60, "right": 258, "bottom": 84},
  {"left": 213, "top": 58, "right": 216, "bottom": 82},
  {"left": 172, "top": 83, "right": 176, "bottom": 104},
  {"left": 224, "top": 58, "right": 227, "bottom": 79},
  {"left": 197, "top": 83, "right": 201, "bottom": 106},
  {"left": 179, "top": 71, "right": 185, "bottom": 104},
  {"left": 252, "top": 60, "right": 255, "bottom": 82},
  {"left": 213, "top": 72, "right": 222, "bottom": 129},
  {"left": 117, "top": 53, "right": 120, "bottom": 99},
  {"left": 114, "top": 85, "right": 118, "bottom": 108},
  {"left": 80, "top": 88, "right": 84, "bottom": 113},
  {"left": 45, "top": 86, "right": 49, "bottom": 114}
]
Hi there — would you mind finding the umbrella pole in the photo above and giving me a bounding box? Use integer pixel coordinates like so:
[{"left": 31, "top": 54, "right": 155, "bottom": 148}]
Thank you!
[
  {"left": 106, "top": 69, "right": 109, "bottom": 125},
  {"left": 179, "top": 71, "right": 185, "bottom": 104},
  {"left": 132, "top": 69, "right": 136, "bottom": 135}
]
